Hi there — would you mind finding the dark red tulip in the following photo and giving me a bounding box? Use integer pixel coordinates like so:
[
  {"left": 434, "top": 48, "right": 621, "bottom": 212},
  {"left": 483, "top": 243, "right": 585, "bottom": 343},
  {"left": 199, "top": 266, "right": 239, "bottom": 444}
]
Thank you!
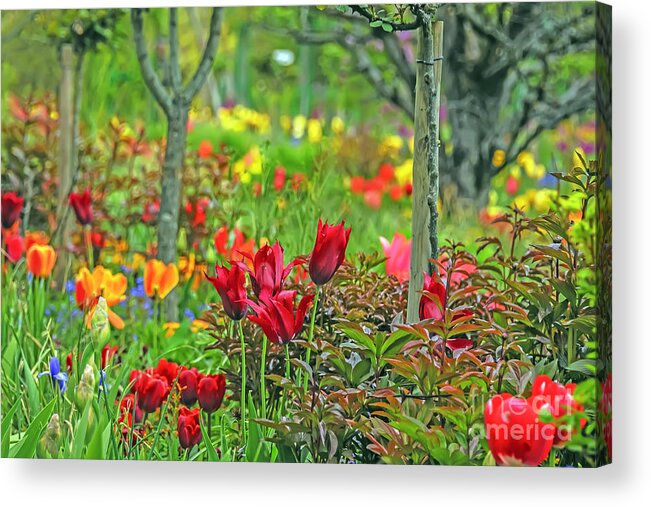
[
  {"left": 177, "top": 407, "right": 202, "bottom": 449},
  {"left": 236, "top": 241, "right": 298, "bottom": 299},
  {"left": 4, "top": 233, "right": 24, "bottom": 263},
  {"left": 529, "top": 375, "right": 586, "bottom": 447},
  {"left": 205, "top": 263, "right": 248, "bottom": 320},
  {"left": 248, "top": 290, "right": 314, "bottom": 345},
  {"left": 197, "top": 373, "right": 226, "bottom": 414},
  {"left": 119, "top": 393, "right": 144, "bottom": 424},
  {"left": 1, "top": 192, "right": 24, "bottom": 229},
  {"left": 101, "top": 345, "right": 118, "bottom": 370},
  {"left": 135, "top": 370, "right": 170, "bottom": 413},
  {"left": 179, "top": 368, "right": 201, "bottom": 407},
  {"left": 154, "top": 358, "right": 180, "bottom": 385},
  {"left": 484, "top": 393, "right": 555, "bottom": 466},
  {"left": 66, "top": 353, "right": 74, "bottom": 376},
  {"left": 308, "top": 219, "right": 351, "bottom": 285},
  {"left": 69, "top": 188, "right": 93, "bottom": 226}
]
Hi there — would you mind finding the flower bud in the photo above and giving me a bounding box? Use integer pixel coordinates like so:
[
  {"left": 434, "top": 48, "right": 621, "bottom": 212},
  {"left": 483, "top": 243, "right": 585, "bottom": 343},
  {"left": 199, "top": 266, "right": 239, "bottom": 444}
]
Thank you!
[
  {"left": 40, "top": 413, "right": 61, "bottom": 458},
  {"left": 90, "top": 296, "right": 111, "bottom": 347},
  {"left": 75, "top": 364, "right": 96, "bottom": 409}
]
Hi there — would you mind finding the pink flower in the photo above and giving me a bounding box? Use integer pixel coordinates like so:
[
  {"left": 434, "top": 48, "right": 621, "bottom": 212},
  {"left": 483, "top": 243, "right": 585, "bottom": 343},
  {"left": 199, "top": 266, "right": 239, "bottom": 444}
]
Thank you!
[{"left": 379, "top": 233, "right": 411, "bottom": 282}]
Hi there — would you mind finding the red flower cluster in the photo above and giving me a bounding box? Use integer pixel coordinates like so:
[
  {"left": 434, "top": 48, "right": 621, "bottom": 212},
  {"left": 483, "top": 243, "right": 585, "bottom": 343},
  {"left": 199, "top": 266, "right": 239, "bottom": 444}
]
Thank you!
[
  {"left": 127, "top": 358, "right": 226, "bottom": 451},
  {"left": 484, "top": 375, "right": 586, "bottom": 466},
  {"left": 214, "top": 226, "right": 255, "bottom": 265},
  {"left": 69, "top": 188, "right": 93, "bottom": 226},
  {"left": 184, "top": 197, "right": 210, "bottom": 228},
  {"left": 142, "top": 199, "right": 160, "bottom": 224},
  {"left": 350, "top": 163, "right": 412, "bottom": 209}
]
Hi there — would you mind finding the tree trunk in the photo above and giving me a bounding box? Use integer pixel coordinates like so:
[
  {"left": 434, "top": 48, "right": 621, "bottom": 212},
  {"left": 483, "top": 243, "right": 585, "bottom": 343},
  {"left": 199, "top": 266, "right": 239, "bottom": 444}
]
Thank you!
[
  {"left": 54, "top": 44, "right": 75, "bottom": 284},
  {"left": 158, "top": 105, "right": 188, "bottom": 322}
]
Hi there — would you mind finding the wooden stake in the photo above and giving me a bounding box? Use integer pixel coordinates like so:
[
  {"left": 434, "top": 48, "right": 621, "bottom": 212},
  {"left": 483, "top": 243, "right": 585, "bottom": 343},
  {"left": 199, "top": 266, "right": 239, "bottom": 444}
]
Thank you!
[{"left": 407, "top": 18, "right": 444, "bottom": 323}]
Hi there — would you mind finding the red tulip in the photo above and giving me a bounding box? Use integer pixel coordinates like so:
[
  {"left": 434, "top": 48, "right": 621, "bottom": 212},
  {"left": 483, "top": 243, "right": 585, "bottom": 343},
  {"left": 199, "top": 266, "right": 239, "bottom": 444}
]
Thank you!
[
  {"left": 4, "top": 233, "right": 24, "bottom": 263},
  {"left": 308, "top": 219, "right": 351, "bottom": 285},
  {"left": 205, "top": 263, "right": 248, "bottom": 320},
  {"left": 273, "top": 165, "right": 286, "bottom": 192},
  {"left": 236, "top": 241, "right": 298, "bottom": 299},
  {"left": 135, "top": 370, "right": 170, "bottom": 413},
  {"left": 419, "top": 274, "right": 447, "bottom": 321},
  {"left": 66, "top": 353, "right": 74, "bottom": 376},
  {"left": 1, "top": 192, "right": 24, "bottom": 229},
  {"left": 69, "top": 188, "right": 93, "bottom": 226},
  {"left": 197, "top": 373, "right": 226, "bottom": 414},
  {"left": 529, "top": 375, "right": 586, "bottom": 447},
  {"left": 378, "top": 163, "right": 395, "bottom": 183},
  {"left": 179, "top": 368, "right": 201, "bottom": 407},
  {"left": 119, "top": 393, "right": 143, "bottom": 424},
  {"left": 101, "top": 345, "right": 118, "bottom": 370},
  {"left": 248, "top": 290, "right": 314, "bottom": 345},
  {"left": 154, "top": 358, "right": 180, "bottom": 385},
  {"left": 178, "top": 407, "right": 202, "bottom": 449},
  {"left": 484, "top": 393, "right": 555, "bottom": 466}
]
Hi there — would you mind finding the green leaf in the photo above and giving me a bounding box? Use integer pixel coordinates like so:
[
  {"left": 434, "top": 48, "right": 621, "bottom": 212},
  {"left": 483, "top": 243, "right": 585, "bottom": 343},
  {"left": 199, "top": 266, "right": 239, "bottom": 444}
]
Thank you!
[
  {"left": 566, "top": 359, "right": 596, "bottom": 376},
  {"left": 200, "top": 414, "right": 220, "bottom": 461},
  {"left": 9, "top": 397, "right": 56, "bottom": 458},
  {"left": 1, "top": 398, "right": 21, "bottom": 458},
  {"left": 381, "top": 22, "right": 394, "bottom": 32},
  {"left": 71, "top": 403, "right": 93, "bottom": 459},
  {"left": 85, "top": 415, "right": 108, "bottom": 460}
]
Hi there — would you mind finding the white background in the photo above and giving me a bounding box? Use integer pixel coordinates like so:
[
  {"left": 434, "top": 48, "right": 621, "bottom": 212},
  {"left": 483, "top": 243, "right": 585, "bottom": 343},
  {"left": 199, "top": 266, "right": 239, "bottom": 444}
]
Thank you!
[{"left": 0, "top": 0, "right": 648, "bottom": 504}]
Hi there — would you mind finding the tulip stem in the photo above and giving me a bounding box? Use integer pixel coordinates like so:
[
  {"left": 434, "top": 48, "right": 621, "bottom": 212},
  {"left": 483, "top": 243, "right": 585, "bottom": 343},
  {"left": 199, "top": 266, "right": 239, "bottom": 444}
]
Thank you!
[
  {"left": 84, "top": 225, "right": 94, "bottom": 269},
  {"left": 260, "top": 337, "right": 268, "bottom": 420},
  {"left": 303, "top": 286, "right": 320, "bottom": 392},
  {"left": 237, "top": 320, "right": 247, "bottom": 447},
  {"left": 283, "top": 344, "right": 291, "bottom": 414}
]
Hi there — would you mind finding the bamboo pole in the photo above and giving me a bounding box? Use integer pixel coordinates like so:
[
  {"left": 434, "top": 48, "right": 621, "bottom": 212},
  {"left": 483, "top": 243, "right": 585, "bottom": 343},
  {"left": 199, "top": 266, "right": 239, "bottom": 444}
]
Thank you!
[{"left": 406, "top": 19, "right": 444, "bottom": 323}]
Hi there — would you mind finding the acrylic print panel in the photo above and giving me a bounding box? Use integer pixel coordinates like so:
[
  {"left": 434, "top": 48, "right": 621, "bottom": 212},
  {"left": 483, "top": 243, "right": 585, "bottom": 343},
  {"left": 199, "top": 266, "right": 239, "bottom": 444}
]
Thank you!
[{"left": 0, "top": 2, "right": 611, "bottom": 466}]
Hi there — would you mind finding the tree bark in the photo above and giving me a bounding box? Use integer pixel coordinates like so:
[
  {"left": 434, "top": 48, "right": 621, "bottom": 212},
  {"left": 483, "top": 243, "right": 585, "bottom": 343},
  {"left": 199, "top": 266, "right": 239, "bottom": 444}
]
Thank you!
[{"left": 158, "top": 105, "right": 188, "bottom": 322}]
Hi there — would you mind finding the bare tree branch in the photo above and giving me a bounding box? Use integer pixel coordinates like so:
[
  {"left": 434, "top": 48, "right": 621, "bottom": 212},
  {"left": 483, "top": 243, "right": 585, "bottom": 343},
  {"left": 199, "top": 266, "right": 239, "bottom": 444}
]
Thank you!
[
  {"left": 131, "top": 9, "right": 173, "bottom": 115},
  {"left": 182, "top": 7, "right": 223, "bottom": 103},
  {"left": 169, "top": 7, "right": 182, "bottom": 93}
]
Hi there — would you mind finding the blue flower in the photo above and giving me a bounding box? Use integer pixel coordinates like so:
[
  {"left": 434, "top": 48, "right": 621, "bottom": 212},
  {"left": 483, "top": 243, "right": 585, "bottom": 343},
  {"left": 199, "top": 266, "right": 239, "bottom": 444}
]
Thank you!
[
  {"left": 65, "top": 280, "right": 76, "bottom": 293},
  {"left": 38, "top": 357, "right": 69, "bottom": 394},
  {"left": 184, "top": 308, "right": 196, "bottom": 321}
]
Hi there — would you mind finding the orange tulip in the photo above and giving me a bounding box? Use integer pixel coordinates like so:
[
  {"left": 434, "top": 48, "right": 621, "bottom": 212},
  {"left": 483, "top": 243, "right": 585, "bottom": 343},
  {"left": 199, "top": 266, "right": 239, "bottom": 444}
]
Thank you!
[
  {"left": 144, "top": 259, "right": 179, "bottom": 300},
  {"left": 75, "top": 266, "right": 127, "bottom": 329},
  {"left": 26, "top": 244, "right": 56, "bottom": 278}
]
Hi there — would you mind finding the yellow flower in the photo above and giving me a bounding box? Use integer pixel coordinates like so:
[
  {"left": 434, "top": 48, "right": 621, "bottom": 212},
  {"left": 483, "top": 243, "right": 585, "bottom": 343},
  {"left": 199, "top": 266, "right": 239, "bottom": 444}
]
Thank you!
[
  {"left": 492, "top": 149, "right": 506, "bottom": 168},
  {"left": 191, "top": 319, "right": 210, "bottom": 332},
  {"left": 307, "top": 118, "right": 323, "bottom": 143},
  {"left": 379, "top": 135, "right": 403, "bottom": 158},
  {"left": 394, "top": 159, "right": 413, "bottom": 186},
  {"left": 292, "top": 115, "right": 307, "bottom": 139},
  {"left": 163, "top": 322, "right": 180, "bottom": 337},
  {"left": 330, "top": 116, "right": 345, "bottom": 135}
]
